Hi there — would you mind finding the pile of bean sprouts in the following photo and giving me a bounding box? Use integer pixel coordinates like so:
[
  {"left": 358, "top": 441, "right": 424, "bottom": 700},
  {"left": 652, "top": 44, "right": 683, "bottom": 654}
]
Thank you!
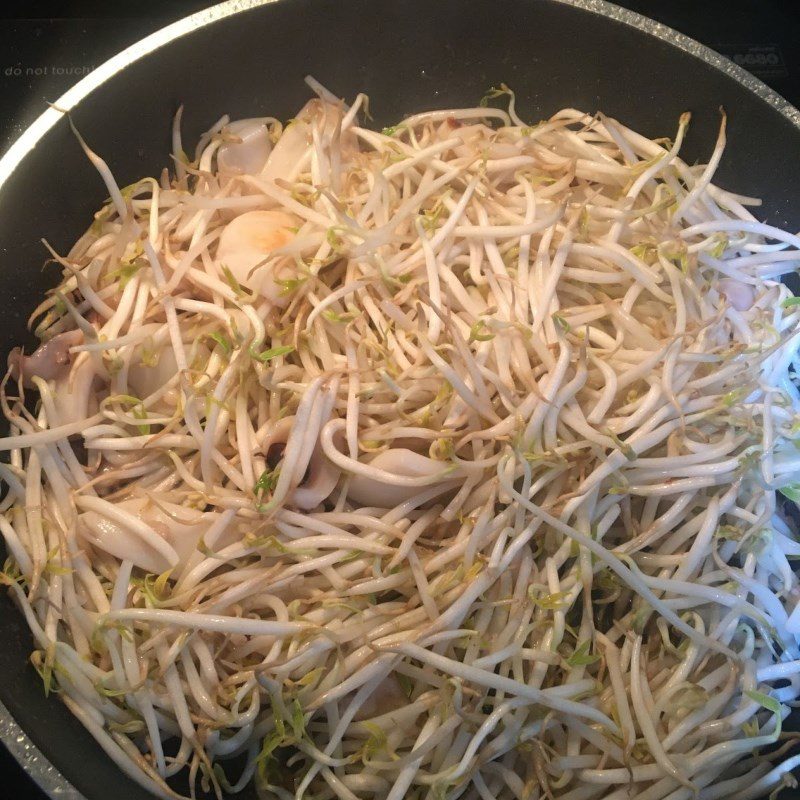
[{"left": 3, "top": 78, "right": 800, "bottom": 800}]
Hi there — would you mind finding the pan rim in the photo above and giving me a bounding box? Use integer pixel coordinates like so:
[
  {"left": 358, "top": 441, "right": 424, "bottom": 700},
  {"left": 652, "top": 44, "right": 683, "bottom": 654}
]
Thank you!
[{"left": 0, "top": 0, "right": 798, "bottom": 798}]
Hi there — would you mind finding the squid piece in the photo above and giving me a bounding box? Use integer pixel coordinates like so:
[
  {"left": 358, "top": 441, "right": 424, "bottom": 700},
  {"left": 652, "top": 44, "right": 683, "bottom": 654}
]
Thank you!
[
  {"left": 216, "top": 209, "right": 300, "bottom": 301},
  {"left": 719, "top": 278, "right": 756, "bottom": 312},
  {"left": 347, "top": 448, "right": 454, "bottom": 508},
  {"left": 8, "top": 330, "right": 100, "bottom": 426},
  {"left": 217, "top": 120, "right": 272, "bottom": 175},
  {"left": 258, "top": 415, "right": 342, "bottom": 510},
  {"left": 127, "top": 341, "right": 210, "bottom": 404},
  {"left": 261, "top": 98, "right": 356, "bottom": 183},
  {"left": 78, "top": 496, "right": 238, "bottom": 576},
  {"left": 8, "top": 330, "right": 98, "bottom": 425},
  {"left": 214, "top": 99, "right": 360, "bottom": 300},
  {"left": 127, "top": 346, "right": 180, "bottom": 402},
  {"left": 53, "top": 356, "right": 98, "bottom": 427},
  {"left": 352, "top": 675, "right": 408, "bottom": 721},
  {"left": 7, "top": 329, "right": 83, "bottom": 386},
  {"left": 291, "top": 447, "right": 341, "bottom": 511}
]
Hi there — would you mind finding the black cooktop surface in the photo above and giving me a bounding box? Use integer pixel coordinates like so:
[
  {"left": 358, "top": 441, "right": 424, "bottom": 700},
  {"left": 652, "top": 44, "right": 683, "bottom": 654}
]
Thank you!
[{"left": 0, "top": 1, "right": 798, "bottom": 797}]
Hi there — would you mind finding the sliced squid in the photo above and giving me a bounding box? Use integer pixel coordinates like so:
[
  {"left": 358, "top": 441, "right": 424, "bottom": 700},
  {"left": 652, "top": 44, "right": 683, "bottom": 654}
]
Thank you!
[
  {"left": 128, "top": 346, "right": 179, "bottom": 402},
  {"left": 258, "top": 414, "right": 296, "bottom": 458},
  {"left": 257, "top": 414, "right": 342, "bottom": 510},
  {"left": 291, "top": 447, "right": 341, "bottom": 511},
  {"left": 347, "top": 448, "right": 455, "bottom": 508},
  {"left": 127, "top": 340, "right": 209, "bottom": 404},
  {"left": 78, "top": 496, "right": 238, "bottom": 576},
  {"left": 53, "top": 356, "right": 99, "bottom": 427},
  {"left": 216, "top": 209, "right": 299, "bottom": 300},
  {"left": 8, "top": 330, "right": 100, "bottom": 426},
  {"left": 719, "top": 278, "right": 756, "bottom": 312},
  {"left": 217, "top": 119, "right": 272, "bottom": 175},
  {"left": 214, "top": 99, "right": 359, "bottom": 300},
  {"left": 8, "top": 329, "right": 83, "bottom": 386},
  {"left": 352, "top": 675, "right": 408, "bottom": 721},
  {"left": 262, "top": 99, "right": 355, "bottom": 183}
]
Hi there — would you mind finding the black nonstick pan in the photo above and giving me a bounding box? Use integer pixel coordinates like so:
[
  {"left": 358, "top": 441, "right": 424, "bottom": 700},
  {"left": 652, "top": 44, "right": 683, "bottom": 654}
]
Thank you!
[{"left": 1, "top": 1, "right": 799, "bottom": 798}]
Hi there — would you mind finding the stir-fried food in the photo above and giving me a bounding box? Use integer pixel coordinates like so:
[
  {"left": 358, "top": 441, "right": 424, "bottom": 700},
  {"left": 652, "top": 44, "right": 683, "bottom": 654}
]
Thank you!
[{"left": 2, "top": 81, "right": 800, "bottom": 800}]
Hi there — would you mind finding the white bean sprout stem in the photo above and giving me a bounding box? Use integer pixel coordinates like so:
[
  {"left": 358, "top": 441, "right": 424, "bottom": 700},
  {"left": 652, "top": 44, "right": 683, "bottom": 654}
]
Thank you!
[{"left": 2, "top": 80, "right": 800, "bottom": 800}]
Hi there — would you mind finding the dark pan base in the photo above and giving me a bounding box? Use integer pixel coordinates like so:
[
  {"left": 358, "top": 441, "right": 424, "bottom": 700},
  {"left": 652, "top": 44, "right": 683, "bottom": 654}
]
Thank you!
[{"left": 0, "top": 1, "right": 798, "bottom": 798}]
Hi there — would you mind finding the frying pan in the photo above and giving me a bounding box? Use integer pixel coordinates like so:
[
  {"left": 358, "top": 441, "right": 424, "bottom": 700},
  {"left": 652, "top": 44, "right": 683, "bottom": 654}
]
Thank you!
[{"left": 1, "top": 1, "right": 799, "bottom": 798}]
